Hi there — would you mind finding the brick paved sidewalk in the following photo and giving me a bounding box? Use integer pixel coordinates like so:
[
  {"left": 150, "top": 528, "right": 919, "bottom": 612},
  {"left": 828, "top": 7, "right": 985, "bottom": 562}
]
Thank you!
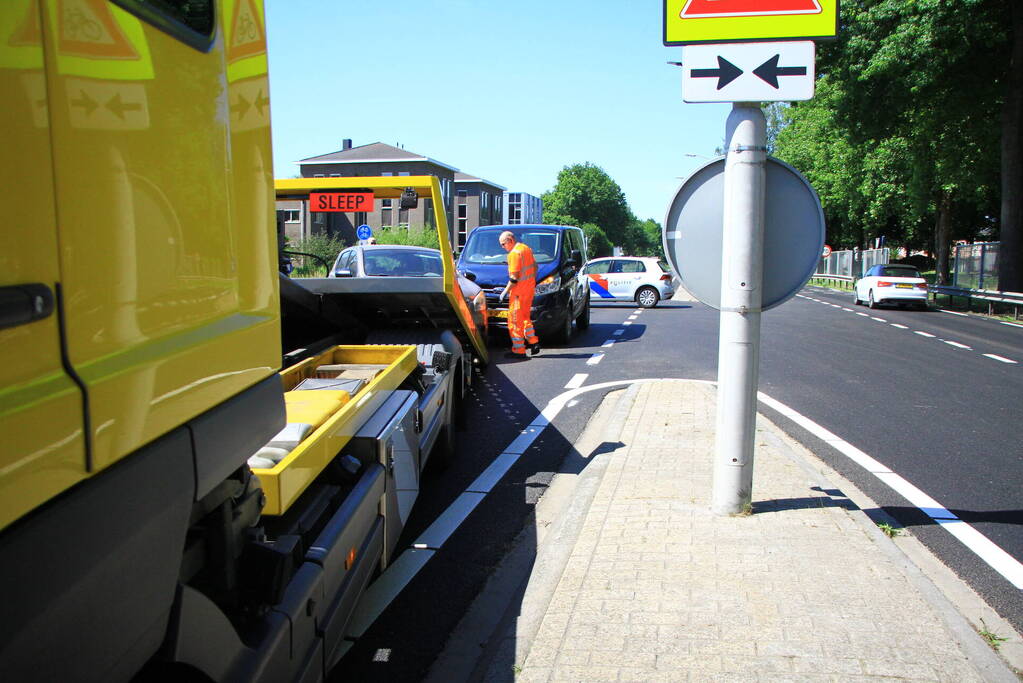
[{"left": 513, "top": 380, "right": 1013, "bottom": 682}]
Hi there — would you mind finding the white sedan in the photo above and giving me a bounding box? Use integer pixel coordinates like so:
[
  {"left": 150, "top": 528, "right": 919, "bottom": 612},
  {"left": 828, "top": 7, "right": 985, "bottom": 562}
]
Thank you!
[
  {"left": 581, "top": 256, "right": 675, "bottom": 308},
  {"left": 853, "top": 264, "right": 929, "bottom": 309}
]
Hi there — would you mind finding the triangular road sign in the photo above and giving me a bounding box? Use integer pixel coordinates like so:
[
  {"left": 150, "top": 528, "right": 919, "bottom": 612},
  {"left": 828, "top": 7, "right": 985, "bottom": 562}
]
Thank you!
[
  {"left": 681, "top": 0, "right": 822, "bottom": 18},
  {"left": 57, "top": 0, "right": 139, "bottom": 59},
  {"left": 227, "top": 0, "right": 266, "bottom": 63}
]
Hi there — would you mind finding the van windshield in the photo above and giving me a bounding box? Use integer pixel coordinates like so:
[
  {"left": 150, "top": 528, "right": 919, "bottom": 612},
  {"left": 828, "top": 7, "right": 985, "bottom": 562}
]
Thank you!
[{"left": 461, "top": 229, "right": 560, "bottom": 265}]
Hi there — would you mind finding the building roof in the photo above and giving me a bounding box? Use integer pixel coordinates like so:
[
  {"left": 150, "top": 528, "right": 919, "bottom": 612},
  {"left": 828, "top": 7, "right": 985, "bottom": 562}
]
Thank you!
[
  {"left": 298, "top": 142, "right": 459, "bottom": 172},
  {"left": 453, "top": 171, "right": 507, "bottom": 191}
]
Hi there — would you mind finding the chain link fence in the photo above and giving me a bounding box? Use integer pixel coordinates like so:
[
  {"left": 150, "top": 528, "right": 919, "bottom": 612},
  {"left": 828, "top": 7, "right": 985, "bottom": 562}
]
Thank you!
[
  {"left": 952, "top": 242, "right": 999, "bottom": 290},
  {"left": 816, "top": 247, "right": 889, "bottom": 280}
]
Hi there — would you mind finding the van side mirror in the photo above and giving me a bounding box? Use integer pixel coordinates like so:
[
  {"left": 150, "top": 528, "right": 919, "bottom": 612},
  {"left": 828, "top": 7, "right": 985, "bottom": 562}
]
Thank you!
[{"left": 570, "top": 250, "right": 583, "bottom": 267}]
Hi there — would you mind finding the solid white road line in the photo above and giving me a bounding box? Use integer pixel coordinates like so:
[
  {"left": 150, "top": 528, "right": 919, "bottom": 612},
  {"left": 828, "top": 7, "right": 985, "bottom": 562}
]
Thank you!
[
  {"left": 565, "top": 373, "right": 588, "bottom": 389},
  {"left": 941, "top": 310, "right": 970, "bottom": 317},
  {"left": 1002, "top": 321, "right": 1023, "bottom": 329},
  {"left": 983, "top": 354, "right": 1018, "bottom": 364},
  {"left": 342, "top": 378, "right": 662, "bottom": 644},
  {"left": 758, "top": 392, "right": 1023, "bottom": 590}
]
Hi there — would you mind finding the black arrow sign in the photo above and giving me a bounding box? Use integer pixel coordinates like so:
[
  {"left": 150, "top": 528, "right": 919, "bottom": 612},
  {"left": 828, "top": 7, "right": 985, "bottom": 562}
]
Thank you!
[
  {"left": 690, "top": 56, "right": 743, "bottom": 90},
  {"left": 752, "top": 54, "right": 807, "bottom": 89}
]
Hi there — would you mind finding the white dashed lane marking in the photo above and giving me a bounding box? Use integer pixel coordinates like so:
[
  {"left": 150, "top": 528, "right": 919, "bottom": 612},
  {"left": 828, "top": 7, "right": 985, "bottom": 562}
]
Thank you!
[
  {"left": 586, "top": 353, "right": 604, "bottom": 366},
  {"left": 564, "top": 373, "right": 588, "bottom": 389},
  {"left": 799, "top": 291, "right": 1019, "bottom": 365}
]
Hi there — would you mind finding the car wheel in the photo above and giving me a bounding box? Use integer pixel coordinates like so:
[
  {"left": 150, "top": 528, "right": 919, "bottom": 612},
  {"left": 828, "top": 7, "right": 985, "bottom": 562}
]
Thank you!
[
  {"left": 576, "top": 293, "right": 590, "bottom": 330},
  {"left": 636, "top": 286, "right": 659, "bottom": 308},
  {"left": 868, "top": 290, "right": 879, "bottom": 309},
  {"left": 852, "top": 289, "right": 860, "bottom": 305},
  {"left": 549, "top": 307, "right": 573, "bottom": 345}
]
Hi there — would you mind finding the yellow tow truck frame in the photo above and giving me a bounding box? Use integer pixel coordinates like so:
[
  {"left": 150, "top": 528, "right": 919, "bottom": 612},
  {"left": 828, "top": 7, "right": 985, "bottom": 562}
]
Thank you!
[{"left": 274, "top": 175, "right": 488, "bottom": 362}]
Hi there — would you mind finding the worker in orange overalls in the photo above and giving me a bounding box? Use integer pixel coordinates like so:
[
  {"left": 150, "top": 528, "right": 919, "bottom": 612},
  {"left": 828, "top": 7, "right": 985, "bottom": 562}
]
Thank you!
[{"left": 499, "top": 231, "right": 540, "bottom": 360}]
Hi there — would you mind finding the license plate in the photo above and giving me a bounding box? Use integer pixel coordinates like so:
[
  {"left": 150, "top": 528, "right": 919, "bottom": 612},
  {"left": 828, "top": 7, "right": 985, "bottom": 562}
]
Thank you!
[{"left": 895, "top": 283, "right": 913, "bottom": 289}]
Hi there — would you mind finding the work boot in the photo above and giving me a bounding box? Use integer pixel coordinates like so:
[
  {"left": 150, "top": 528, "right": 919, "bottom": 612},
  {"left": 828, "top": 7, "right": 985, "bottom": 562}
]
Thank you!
[
  {"left": 504, "top": 352, "right": 529, "bottom": 360},
  {"left": 528, "top": 342, "right": 541, "bottom": 357}
]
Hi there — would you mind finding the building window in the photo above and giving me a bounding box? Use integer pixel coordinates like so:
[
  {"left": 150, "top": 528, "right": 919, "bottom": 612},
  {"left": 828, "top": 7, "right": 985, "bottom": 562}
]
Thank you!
[
  {"left": 482, "top": 192, "right": 489, "bottom": 209},
  {"left": 458, "top": 218, "right": 468, "bottom": 247},
  {"left": 283, "top": 210, "right": 300, "bottom": 222},
  {"left": 457, "top": 189, "right": 467, "bottom": 198},
  {"left": 457, "top": 205, "right": 467, "bottom": 219},
  {"left": 398, "top": 207, "right": 409, "bottom": 225},
  {"left": 425, "top": 198, "right": 435, "bottom": 227},
  {"left": 382, "top": 199, "right": 392, "bottom": 208},
  {"left": 381, "top": 208, "right": 392, "bottom": 226},
  {"left": 382, "top": 172, "right": 393, "bottom": 176},
  {"left": 399, "top": 171, "right": 410, "bottom": 176}
]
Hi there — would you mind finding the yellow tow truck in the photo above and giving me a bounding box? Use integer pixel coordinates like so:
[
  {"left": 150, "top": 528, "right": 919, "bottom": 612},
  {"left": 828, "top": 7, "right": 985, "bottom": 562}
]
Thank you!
[{"left": 0, "top": 2, "right": 485, "bottom": 681}]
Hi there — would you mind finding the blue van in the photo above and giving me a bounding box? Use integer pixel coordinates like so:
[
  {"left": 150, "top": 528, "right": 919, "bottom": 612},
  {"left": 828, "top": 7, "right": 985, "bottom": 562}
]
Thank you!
[{"left": 456, "top": 225, "right": 589, "bottom": 343}]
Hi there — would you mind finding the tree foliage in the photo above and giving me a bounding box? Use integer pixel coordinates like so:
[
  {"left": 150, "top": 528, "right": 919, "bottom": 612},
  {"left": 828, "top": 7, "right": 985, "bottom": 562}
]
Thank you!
[
  {"left": 542, "top": 162, "right": 664, "bottom": 259},
  {"left": 772, "top": 0, "right": 1018, "bottom": 286}
]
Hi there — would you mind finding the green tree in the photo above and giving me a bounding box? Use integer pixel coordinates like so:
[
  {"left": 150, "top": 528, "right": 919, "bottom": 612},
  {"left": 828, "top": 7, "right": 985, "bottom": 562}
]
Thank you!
[
  {"left": 542, "top": 163, "right": 632, "bottom": 248},
  {"left": 581, "top": 223, "right": 612, "bottom": 258},
  {"left": 374, "top": 225, "right": 440, "bottom": 249},
  {"left": 815, "top": 0, "right": 1008, "bottom": 283},
  {"left": 773, "top": 0, "right": 1014, "bottom": 285},
  {"left": 291, "top": 234, "right": 344, "bottom": 276}
]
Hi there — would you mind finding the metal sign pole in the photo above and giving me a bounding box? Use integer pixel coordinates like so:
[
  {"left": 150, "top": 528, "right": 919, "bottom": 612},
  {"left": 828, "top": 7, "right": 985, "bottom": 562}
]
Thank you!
[{"left": 712, "top": 102, "right": 767, "bottom": 515}]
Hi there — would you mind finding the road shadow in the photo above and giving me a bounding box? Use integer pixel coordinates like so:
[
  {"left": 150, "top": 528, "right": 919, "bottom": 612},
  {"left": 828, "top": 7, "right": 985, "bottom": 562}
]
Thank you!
[
  {"left": 870, "top": 505, "right": 1023, "bottom": 528},
  {"left": 332, "top": 353, "right": 614, "bottom": 682}
]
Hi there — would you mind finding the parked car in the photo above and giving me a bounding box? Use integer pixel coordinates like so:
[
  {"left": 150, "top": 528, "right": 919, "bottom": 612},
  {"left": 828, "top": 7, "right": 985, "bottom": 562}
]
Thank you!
[
  {"left": 581, "top": 256, "right": 675, "bottom": 308},
  {"left": 456, "top": 225, "right": 589, "bottom": 343},
  {"left": 853, "top": 264, "right": 929, "bottom": 309},
  {"left": 329, "top": 244, "right": 487, "bottom": 327}
]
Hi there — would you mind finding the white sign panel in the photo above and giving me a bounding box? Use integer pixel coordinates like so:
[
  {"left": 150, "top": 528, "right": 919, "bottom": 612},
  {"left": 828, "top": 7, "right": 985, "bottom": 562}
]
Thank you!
[{"left": 682, "top": 41, "right": 815, "bottom": 103}]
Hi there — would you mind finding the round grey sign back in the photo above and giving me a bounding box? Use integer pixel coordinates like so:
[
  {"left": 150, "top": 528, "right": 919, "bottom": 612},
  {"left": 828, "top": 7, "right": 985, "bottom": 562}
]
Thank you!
[{"left": 662, "top": 156, "right": 824, "bottom": 311}]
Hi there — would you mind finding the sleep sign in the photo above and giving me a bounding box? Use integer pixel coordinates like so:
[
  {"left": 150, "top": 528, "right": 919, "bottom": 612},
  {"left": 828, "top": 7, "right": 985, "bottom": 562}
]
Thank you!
[{"left": 310, "top": 192, "right": 374, "bottom": 212}]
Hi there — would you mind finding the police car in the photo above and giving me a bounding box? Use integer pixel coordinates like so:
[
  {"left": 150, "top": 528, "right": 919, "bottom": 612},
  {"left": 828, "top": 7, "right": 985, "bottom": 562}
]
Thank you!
[{"left": 582, "top": 256, "right": 675, "bottom": 308}]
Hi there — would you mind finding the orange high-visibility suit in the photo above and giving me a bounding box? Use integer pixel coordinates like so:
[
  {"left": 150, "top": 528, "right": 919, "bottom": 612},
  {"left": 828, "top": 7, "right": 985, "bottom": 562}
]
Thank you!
[{"left": 507, "top": 241, "right": 539, "bottom": 355}]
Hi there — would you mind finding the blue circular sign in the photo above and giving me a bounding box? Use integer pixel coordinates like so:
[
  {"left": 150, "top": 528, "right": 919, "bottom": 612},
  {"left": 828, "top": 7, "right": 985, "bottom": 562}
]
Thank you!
[{"left": 356, "top": 224, "right": 372, "bottom": 240}]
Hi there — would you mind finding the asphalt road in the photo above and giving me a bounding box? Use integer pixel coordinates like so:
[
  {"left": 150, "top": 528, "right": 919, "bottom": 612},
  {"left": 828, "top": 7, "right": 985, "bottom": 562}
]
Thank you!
[{"left": 332, "top": 289, "right": 1023, "bottom": 681}]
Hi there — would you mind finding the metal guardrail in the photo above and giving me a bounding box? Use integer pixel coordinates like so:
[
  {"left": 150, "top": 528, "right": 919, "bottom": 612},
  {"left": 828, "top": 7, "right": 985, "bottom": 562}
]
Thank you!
[
  {"left": 806, "top": 276, "right": 1023, "bottom": 319},
  {"left": 930, "top": 284, "right": 1023, "bottom": 319}
]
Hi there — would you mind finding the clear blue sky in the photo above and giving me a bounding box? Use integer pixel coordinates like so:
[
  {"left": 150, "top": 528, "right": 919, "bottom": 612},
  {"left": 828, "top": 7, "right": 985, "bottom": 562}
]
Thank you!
[{"left": 264, "top": 1, "right": 730, "bottom": 224}]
